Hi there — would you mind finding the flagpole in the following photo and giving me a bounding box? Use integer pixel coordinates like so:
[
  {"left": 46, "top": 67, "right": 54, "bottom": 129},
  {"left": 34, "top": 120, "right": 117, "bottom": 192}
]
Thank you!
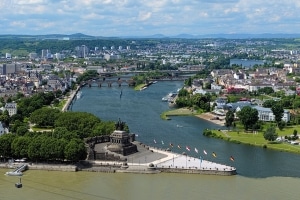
[
  {"left": 172, "top": 155, "right": 174, "bottom": 167},
  {"left": 186, "top": 154, "right": 187, "bottom": 168}
]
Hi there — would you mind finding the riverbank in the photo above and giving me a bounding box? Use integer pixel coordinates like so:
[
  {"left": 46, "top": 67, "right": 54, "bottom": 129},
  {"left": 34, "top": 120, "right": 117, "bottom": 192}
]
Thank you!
[
  {"left": 195, "top": 112, "right": 225, "bottom": 126},
  {"left": 162, "top": 108, "right": 225, "bottom": 126},
  {"left": 163, "top": 108, "right": 300, "bottom": 154},
  {"left": 62, "top": 86, "right": 81, "bottom": 111},
  {"left": 209, "top": 129, "right": 300, "bottom": 154}
]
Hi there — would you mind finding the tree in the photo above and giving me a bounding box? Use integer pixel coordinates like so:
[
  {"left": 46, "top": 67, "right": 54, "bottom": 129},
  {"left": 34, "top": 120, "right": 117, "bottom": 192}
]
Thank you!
[
  {"left": 11, "top": 136, "right": 31, "bottom": 158},
  {"left": 30, "top": 107, "right": 60, "bottom": 127},
  {"left": 54, "top": 112, "right": 101, "bottom": 139},
  {"left": 0, "top": 134, "right": 16, "bottom": 158},
  {"left": 263, "top": 126, "right": 278, "bottom": 141},
  {"left": 277, "top": 121, "right": 286, "bottom": 131},
  {"left": 64, "top": 139, "right": 87, "bottom": 162},
  {"left": 225, "top": 110, "right": 235, "bottom": 128},
  {"left": 237, "top": 106, "right": 259, "bottom": 131},
  {"left": 271, "top": 103, "right": 284, "bottom": 126},
  {"left": 262, "top": 100, "right": 276, "bottom": 108},
  {"left": 92, "top": 121, "right": 116, "bottom": 136}
]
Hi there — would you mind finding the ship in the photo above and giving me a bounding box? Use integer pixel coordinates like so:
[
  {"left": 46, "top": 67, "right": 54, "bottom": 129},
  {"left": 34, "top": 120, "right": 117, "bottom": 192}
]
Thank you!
[{"left": 76, "top": 91, "right": 82, "bottom": 99}]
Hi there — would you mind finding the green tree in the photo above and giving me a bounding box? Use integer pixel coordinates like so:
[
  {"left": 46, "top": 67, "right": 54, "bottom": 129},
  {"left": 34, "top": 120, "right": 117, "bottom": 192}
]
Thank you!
[
  {"left": 237, "top": 106, "right": 259, "bottom": 131},
  {"left": 262, "top": 100, "right": 276, "bottom": 108},
  {"left": 263, "top": 126, "right": 278, "bottom": 141},
  {"left": 64, "top": 138, "right": 87, "bottom": 162},
  {"left": 91, "top": 121, "right": 116, "bottom": 136},
  {"left": 11, "top": 136, "right": 31, "bottom": 158},
  {"left": 30, "top": 107, "right": 60, "bottom": 127},
  {"left": 225, "top": 110, "right": 235, "bottom": 128},
  {"left": 271, "top": 103, "right": 284, "bottom": 126},
  {"left": 28, "top": 136, "right": 43, "bottom": 161},
  {"left": 0, "top": 110, "right": 10, "bottom": 127},
  {"left": 0, "top": 134, "right": 16, "bottom": 158},
  {"left": 16, "top": 125, "right": 29, "bottom": 136}
]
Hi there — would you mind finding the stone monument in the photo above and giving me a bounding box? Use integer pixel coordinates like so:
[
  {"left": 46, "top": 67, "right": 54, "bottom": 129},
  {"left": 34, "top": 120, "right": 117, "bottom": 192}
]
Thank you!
[{"left": 107, "top": 119, "right": 137, "bottom": 156}]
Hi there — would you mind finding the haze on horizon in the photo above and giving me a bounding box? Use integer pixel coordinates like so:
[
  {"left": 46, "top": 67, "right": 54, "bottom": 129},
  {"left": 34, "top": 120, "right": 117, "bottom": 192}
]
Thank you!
[{"left": 1, "top": 0, "right": 300, "bottom": 37}]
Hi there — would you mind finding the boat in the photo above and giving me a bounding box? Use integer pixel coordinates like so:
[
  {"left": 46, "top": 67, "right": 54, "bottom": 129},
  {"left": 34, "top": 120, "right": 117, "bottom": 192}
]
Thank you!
[
  {"left": 162, "top": 92, "right": 178, "bottom": 102},
  {"left": 153, "top": 81, "right": 158, "bottom": 84},
  {"left": 5, "top": 171, "right": 23, "bottom": 176},
  {"left": 76, "top": 91, "right": 82, "bottom": 99},
  {"left": 140, "top": 86, "right": 147, "bottom": 91}
]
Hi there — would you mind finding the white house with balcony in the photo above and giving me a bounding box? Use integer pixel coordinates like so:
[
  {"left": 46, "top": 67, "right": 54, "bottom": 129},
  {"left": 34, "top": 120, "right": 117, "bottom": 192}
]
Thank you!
[{"left": 252, "top": 106, "right": 290, "bottom": 122}]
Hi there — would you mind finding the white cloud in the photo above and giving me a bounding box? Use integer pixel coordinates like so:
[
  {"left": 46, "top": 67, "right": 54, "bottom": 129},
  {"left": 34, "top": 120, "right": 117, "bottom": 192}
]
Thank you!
[
  {"left": 138, "top": 11, "right": 152, "bottom": 21},
  {"left": 0, "top": 0, "right": 300, "bottom": 36}
]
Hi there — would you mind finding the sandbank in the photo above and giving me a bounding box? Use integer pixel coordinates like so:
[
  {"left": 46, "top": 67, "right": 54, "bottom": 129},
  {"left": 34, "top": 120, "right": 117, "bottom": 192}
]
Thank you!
[{"left": 196, "top": 112, "right": 225, "bottom": 126}]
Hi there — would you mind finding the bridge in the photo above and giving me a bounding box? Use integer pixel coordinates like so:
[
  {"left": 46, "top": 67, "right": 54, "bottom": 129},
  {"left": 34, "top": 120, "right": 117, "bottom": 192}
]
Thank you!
[
  {"left": 83, "top": 78, "right": 135, "bottom": 87},
  {"left": 98, "top": 69, "right": 199, "bottom": 77},
  {"left": 83, "top": 76, "right": 187, "bottom": 88}
]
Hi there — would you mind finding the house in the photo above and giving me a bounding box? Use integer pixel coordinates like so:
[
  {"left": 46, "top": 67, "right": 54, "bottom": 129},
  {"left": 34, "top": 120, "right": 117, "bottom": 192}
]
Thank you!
[
  {"left": 215, "top": 97, "right": 228, "bottom": 108},
  {"left": 252, "top": 106, "right": 290, "bottom": 122},
  {"left": 226, "top": 101, "right": 252, "bottom": 112},
  {"left": 0, "top": 122, "right": 9, "bottom": 136},
  {"left": 4, "top": 102, "right": 17, "bottom": 116}
]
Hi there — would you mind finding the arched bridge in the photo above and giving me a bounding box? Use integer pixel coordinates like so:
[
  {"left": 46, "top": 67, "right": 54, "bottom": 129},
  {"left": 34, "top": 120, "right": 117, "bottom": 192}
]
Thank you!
[{"left": 83, "top": 78, "right": 135, "bottom": 87}]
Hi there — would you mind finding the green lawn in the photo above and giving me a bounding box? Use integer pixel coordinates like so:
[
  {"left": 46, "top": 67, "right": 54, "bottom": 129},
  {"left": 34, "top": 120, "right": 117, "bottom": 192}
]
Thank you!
[
  {"left": 161, "top": 108, "right": 197, "bottom": 120},
  {"left": 211, "top": 128, "right": 300, "bottom": 154},
  {"left": 134, "top": 84, "right": 147, "bottom": 91}
]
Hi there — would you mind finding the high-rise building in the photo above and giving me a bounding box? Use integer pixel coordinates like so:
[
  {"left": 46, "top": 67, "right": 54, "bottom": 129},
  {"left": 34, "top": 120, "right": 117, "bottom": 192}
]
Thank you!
[
  {"left": 41, "top": 49, "right": 50, "bottom": 58},
  {"left": 75, "top": 45, "right": 89, "bottom": 58},
  {"left": 0, "top": 63, "right": 16, "bottom": 75}
]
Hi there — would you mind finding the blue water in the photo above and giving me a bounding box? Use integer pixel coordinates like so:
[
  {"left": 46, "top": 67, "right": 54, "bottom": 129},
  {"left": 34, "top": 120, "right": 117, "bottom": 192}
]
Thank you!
[
  {"left": 71, "top": 81, "right": 300, "bottom": 178},
  {"left": 230, "top": 59, "right": 266, "bottom": 68}
]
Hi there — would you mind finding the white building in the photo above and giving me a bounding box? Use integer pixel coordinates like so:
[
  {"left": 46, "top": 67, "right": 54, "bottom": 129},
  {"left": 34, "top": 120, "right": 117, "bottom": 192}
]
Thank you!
[
  {"left": 4, "top": 102, "right": 17, "bottom": 116},
  {"left": 5, "top": 53, "right": 11, "bottom": 59},
  {"left": 253, "top": 106, "right": 290, "bottom": 122}
]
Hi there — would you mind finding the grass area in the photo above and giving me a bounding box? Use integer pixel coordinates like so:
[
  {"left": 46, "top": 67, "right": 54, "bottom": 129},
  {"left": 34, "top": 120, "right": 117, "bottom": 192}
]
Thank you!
[
  {"left": 57, "top": 99, "right": 67, "bottom": 110},
  {"left": 161, "top": 108, "right": 199, "bottom": 120},
  {"left": 134, "top": 84, "right": 147, "bottom": 91},
  {"left": 209, "top": 127, "right": 300, "bottom": 154},
  {"left": 31, "top": 126, "right": 53, "bottom": 132}
]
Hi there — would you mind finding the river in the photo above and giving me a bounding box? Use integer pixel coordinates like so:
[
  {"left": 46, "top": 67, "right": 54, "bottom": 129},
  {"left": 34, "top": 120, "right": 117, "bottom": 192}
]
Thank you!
[{"left": 1, "top": 81, "right": 300, "bottom": 199}]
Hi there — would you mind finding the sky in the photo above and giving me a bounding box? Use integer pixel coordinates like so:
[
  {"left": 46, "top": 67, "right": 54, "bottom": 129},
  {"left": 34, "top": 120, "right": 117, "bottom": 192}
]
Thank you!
[{"left": 1, "top": 0, "right": 300, "bottom": 37}]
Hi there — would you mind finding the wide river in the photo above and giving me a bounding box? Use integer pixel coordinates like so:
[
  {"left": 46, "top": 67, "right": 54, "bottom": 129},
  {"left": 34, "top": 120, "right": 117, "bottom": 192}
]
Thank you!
[{"left": 1, "top": 81, "right": 300, "bottom": 200}]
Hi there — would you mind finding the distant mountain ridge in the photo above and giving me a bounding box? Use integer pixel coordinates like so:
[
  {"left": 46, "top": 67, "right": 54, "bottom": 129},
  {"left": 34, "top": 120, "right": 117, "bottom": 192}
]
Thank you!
[{"left": 0, "top": 33, "right": 300, "bottom": 40}]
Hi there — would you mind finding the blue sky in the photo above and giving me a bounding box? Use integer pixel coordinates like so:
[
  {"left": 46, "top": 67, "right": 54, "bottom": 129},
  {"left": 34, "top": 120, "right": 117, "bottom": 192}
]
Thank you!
[{"left": 1, "top": 0, "right": 300, "bottom": 36}]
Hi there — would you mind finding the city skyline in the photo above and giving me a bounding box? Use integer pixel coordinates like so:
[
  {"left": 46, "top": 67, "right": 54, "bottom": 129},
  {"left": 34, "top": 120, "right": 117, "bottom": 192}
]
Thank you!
[{"left": 1, "top": 0, "right": 300, "bottom": 37}]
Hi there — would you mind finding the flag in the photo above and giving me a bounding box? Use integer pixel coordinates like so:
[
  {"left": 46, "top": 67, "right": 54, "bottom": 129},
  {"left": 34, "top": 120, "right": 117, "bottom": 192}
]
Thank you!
[
  {"left": 170, "top": 143, "right": 174, "bottom": 148},
  {"left": 230, "top": 156, "right": 235, "bottom": 162},
  {"left": 154, "top": 139, "right": 157, "bottom": 144},
  {"left": 194, "top": 148, "right": 198, "bottom": 153},
  {"left": 203, "top": 150, "right": 207, "bottom": 155},
  {"left": 186, "top": 146, "right": 190, "bottom": 151},
  {"left": 161, "top": 140, "right": 164, "bottom": 145},
  {"left": 212, "top": 152, "right": 217, "bottom": 158},
  {"left": 177, "top": 145, "right": 181, "bottom": 149}
]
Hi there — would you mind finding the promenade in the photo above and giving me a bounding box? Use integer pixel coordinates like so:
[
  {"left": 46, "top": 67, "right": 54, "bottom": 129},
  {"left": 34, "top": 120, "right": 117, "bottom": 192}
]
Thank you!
[
  {"left": 93, "top": 141, "right": 236, "bottom": 175},
  {"left": 62, "top": 86, "right": 80, "bottom": 112}
]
